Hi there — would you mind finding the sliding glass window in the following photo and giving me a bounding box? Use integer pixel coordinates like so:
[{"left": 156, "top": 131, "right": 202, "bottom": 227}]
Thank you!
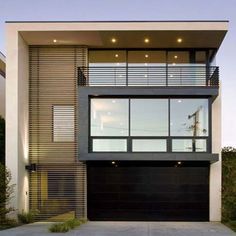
[
  {"left": 128, "top": 51, "right": 166, "bottom": 86},
  {"left": 89, "top": 50, "right": 126, "bottom": 86}
]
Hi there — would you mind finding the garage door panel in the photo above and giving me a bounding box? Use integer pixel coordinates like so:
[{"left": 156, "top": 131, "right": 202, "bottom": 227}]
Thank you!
[{"left": 87, "top": 161, "right": 209, "bottom": 221}]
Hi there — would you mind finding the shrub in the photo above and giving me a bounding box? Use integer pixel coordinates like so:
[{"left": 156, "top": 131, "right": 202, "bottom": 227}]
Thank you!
[
  {"left": 222, "top": 147, "right": 236, "bottom": 222},
  {"left": 49, "top": 223, "right": 69, "bottom": 233},
  {"left": 0, "top": 163, "right": 15, "bottom": 226},
  {"left": 0, "top": 116, "right": 5, "bottom": 164},
  {"left": 65, "top": 218, "right": 81, "bottom": 229},
  {"left": 49, "top": 217, "right": 87, "bottom": 233},
  {"left": 18, "top": 209, "right": 39, "bottom": 224}
]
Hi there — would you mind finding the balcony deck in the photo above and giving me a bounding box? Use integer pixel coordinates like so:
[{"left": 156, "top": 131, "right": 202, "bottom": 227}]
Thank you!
[{"left": 78, "top": 66, "right": 219, "bottom": 87}]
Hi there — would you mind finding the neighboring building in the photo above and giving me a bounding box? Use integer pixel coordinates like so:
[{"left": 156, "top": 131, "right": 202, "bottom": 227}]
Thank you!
[
  {"left": 0, "top": 52, "right": 5, "bottom": 118},
  {"left": 6, "top": 21, "right": 227, "bottom": 221}
]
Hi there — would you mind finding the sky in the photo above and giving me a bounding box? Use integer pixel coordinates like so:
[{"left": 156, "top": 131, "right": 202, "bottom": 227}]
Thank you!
[{"left": 0, "top": 0, "right": 235, "bottom": 147}]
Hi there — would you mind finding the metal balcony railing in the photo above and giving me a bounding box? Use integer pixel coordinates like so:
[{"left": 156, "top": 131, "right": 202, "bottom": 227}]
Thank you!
[{"left": 78, "top": 66, "right": 219, "bottom": 87}]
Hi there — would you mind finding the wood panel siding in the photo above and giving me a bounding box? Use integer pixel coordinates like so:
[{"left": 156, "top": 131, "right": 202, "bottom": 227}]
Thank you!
[{"left": 29, "top": 46, "right": 87, "bottom": 220}]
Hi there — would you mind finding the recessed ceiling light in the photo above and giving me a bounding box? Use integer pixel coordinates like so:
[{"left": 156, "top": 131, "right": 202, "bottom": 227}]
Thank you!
[
  {"left": 177, "top": 161, "right": 182, "bottom": 165},
  {"left": 174, "top": 55, "right": 178, "bottom": 59},
  {"left": 144, "top": 38, "right": 150, "bottom": 43},
  {"left": 145, "top": 54, "right": 149, "bottom": 58},
  {"left": 111, "top": 38, "right": 117, "bottom": 43},
  {"left": 177, "top": 38, "right": 183, "bottom": 43},
  {"left": 53, "top": 39, "right": 57, "bottom": 43},
  {"left": 115, "top": 54, "right": 119, "bottom": 58},
  {"left": 112, "top": 161, "right": 115, "bottom": 164}
]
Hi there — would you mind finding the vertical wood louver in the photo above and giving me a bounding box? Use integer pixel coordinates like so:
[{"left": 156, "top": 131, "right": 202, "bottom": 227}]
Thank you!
[{"left": 29, "top": 46, "right": 87, "bottom": 220}]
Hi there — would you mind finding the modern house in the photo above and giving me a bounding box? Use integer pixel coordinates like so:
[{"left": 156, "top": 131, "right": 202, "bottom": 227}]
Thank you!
[
  {"left": 0, "top": 52, "right": 5, "bottom": 118},
  {"left": 6, "top": 21, "right": 228, "bottom": 221}
]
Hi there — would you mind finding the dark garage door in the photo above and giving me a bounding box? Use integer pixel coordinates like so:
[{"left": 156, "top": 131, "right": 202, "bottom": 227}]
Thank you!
[{"left": 87, "top": 161, "right": 209, "bottom": 221}]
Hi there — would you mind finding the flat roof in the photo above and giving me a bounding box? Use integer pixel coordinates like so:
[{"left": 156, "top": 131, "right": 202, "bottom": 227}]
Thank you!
[{"left": 6, "top": 21, "right": 228, "bottom": 50}]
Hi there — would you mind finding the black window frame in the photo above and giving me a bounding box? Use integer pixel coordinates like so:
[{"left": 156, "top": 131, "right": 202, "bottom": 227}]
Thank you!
[{"left": 89, "top": 96, "right": 211, "bottom": 153}]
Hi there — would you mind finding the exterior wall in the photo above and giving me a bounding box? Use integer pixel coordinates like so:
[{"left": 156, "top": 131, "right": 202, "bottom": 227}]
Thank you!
[
  {"left": 6, "top": 30, "right": 29, "bottom": 216},
  {"left": 0, "top": 74, "right": 5, "bottom": 118},
  {"left": 210, "top": 88, "right": 222, "bottom": 221},
  {"left": 29, "top": 46, "right": 87, "bottom": 220}
]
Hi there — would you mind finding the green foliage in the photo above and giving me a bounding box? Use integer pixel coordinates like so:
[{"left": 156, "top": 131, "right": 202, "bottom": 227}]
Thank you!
[
  {"left": 49, "top": 223, "right": 69, "bottom": 233},
  {"left": 224, "top": 221, "right": 236, "bottom": 232},
  {"left": 18, "top": 209, "right": 39, "bottom": 224},
  {"left": 0, "top": 116, "right": 5, "bottom": 164},
  {"left": 222, "top": 147, "right": 236, "bottom": 222},
  {"left": 79, "top": 217, "right": 87, "bottom": 224},
  {"left": 49, "top": 218, "right": 87, "bottom": 233},
  {"left": 0, "top": 163, "right": 15, "bottom": 226}
]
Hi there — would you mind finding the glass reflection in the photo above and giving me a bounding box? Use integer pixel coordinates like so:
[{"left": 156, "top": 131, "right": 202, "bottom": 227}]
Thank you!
[
  {"left": 91, "top": 99, "right": 129, "bottom": 136},
  {"left": 93, "top": 139, "right": 127, "bottom": 152},
  {"left": 131, "top": 99, "right": 168, "bottom": 136},
  {"left": 132, "top": 139, "right": 167, "bottom": 152},
  {"left": 170, "top": 99, "right": 208, "bottom": 136}
]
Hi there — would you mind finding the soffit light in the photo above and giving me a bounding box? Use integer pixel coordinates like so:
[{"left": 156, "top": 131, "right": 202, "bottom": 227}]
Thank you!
[
  {"left": 144, "top": 38, "right": 150, "bottom": 43},
  {"left": 177, "top": 38, "right": 183, "bottom": 43},
  {"left": 53, "top": 39, "right": 57, "bottom": 43},
  {"left": 115, "top": 54, "right": 119, "bottom": 58},
  {"left": 111, "top": 38, "right": 117, "bottom": 43},
  {"left": 145, "top": 54, "right": 149, "bottom": 58},
  {"left": 174, "top": 55, "right": 178, "bottom": 59}
]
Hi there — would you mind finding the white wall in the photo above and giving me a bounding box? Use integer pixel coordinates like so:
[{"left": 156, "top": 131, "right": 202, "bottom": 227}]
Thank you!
[
  {"left": 210, "top": 89, "right": 222, "bottom": 221},
  {"left": 6, "top": 28, "right": 29, "bottom": 217}
]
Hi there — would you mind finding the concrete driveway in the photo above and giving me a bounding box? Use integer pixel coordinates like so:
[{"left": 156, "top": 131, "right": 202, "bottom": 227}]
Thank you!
[{"left": 0, "top": 221, "right": 235, "bottom": 236}]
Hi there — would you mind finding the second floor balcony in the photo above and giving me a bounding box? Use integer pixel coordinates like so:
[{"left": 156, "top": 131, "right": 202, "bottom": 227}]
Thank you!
[{"left": 78, "top": 66, "right": 219, "bottom": 87}]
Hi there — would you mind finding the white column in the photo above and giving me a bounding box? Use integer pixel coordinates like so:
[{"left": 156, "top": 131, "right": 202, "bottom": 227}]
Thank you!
[
  {"left": 210, "top": 88, "right": 221, "bottom": 221},
  {"left": 6, "top": 27, "right": 29, "bottom": 217}
]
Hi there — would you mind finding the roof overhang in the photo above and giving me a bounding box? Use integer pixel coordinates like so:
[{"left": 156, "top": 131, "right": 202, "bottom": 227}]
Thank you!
[{"left": 6, "top": 21, "right": 228, "bottom": 49}]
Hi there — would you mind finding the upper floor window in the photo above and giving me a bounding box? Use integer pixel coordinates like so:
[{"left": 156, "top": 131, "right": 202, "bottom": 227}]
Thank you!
[
  {"left": 90, "top": 98, "right": 209, "bottom": 153},
  {"left": 53, "top": 105, "right": 75, "bottom": 142}
]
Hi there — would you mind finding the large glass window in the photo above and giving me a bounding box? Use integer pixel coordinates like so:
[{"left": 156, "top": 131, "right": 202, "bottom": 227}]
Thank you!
[
  {"left": 131, "top": 99, "right": 168, "bottom": 136},
  {"left": 91, "top": 99, "right": 129, "bottom": 136},
  {"left": 170, "top": 99, "right": 208, "bottom": 136},
  {"left": 90, "top": 98, "right": 209, "bottom": 153}
]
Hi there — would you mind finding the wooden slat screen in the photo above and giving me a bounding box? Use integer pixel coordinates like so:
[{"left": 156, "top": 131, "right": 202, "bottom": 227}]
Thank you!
[{"left": 29, "top": 46, "right": 87, "bottom": 221}]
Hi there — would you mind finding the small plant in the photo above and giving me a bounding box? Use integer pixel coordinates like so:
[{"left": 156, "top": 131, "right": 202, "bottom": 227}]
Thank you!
[
  {"left": 49, "top": 217, "right": 87, "bottom": 233},
  {"left": 18, "top": 209, "right": 39, "bottom": 224},
  {"left": 49, "top": 223, "right": 69, "bottom": 233},
  {"left": 66, "top": 218, "right": 81, "bottom": 229},
  {"left": 0, "top": 163, "right": 15, "bottom": 227}
]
